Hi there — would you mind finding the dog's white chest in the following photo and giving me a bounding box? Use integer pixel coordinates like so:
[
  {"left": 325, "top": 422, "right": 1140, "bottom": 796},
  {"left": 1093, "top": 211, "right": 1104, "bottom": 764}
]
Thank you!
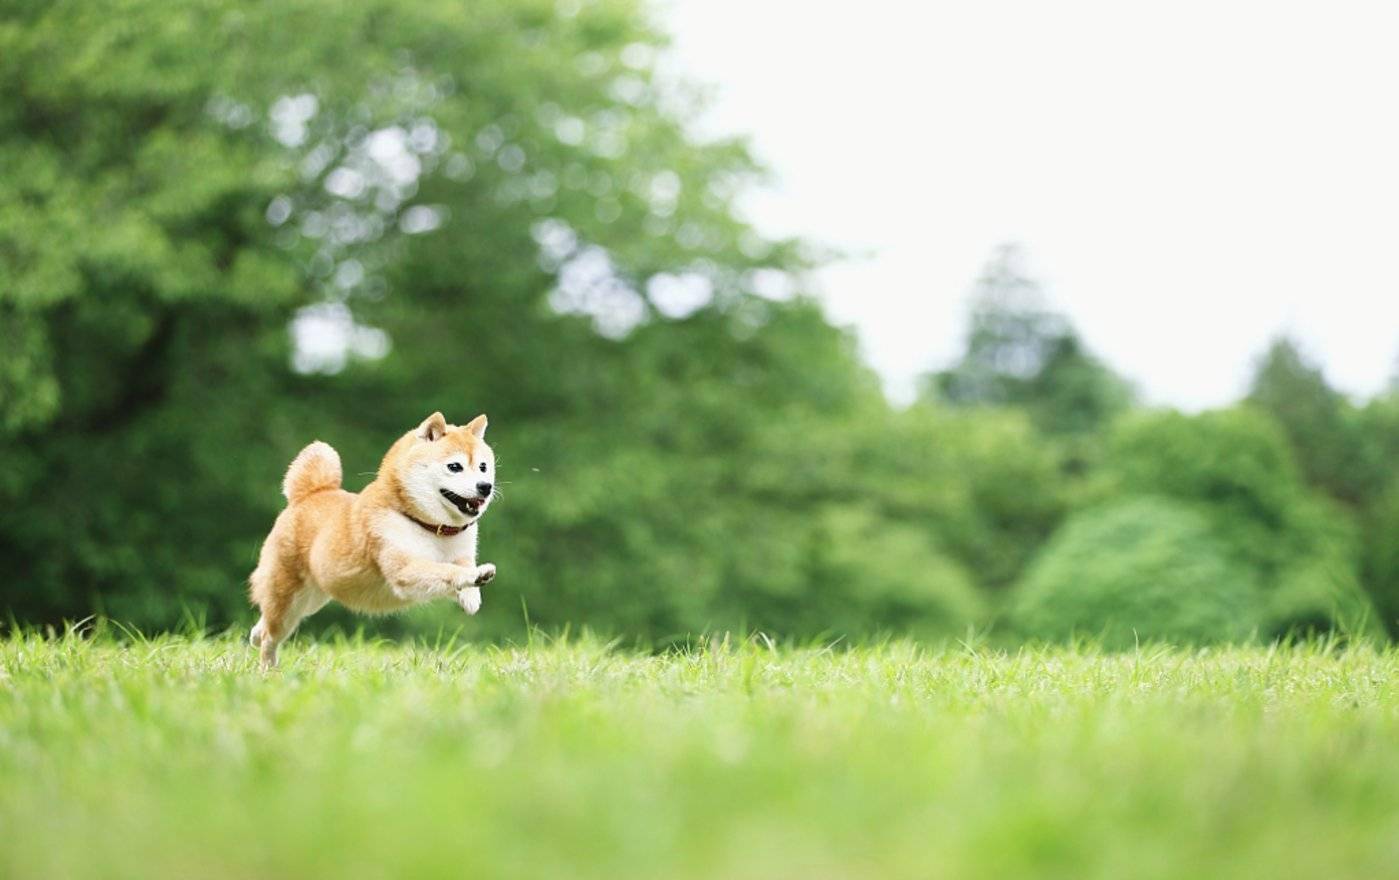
[{"left": 378, "top": 514, "right": 477, "bottom": 563}]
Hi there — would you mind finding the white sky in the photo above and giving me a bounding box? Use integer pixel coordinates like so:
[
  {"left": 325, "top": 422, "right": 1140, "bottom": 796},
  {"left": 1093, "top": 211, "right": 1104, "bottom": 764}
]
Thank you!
[{"left": 662, "top": 0, "right": 1399, "bottom": 408}]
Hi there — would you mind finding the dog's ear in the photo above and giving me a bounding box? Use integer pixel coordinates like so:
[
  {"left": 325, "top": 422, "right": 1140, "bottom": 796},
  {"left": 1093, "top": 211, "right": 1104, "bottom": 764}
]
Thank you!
[
  {"left": 464, "top": 414, "right": 488, "bottom": 439},
  {"left": 416, "top": 412, "right": 448, "bottom": 441}
]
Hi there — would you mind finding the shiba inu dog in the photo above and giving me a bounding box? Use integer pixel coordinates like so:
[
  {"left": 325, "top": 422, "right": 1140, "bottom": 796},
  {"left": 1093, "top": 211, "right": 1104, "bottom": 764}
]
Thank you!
[{"left": 248, "top": 412, "right": 498, "bottom": 668}]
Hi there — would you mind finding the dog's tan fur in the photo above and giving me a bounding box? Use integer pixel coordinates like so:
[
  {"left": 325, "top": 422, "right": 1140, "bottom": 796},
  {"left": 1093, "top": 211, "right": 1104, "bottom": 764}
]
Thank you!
[{"left": 248, "top": 412, "right": 497, "bottom": 668}]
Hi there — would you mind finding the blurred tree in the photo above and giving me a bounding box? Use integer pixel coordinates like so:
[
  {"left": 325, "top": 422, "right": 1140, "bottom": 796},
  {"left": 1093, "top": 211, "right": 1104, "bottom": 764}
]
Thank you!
[
  {"left": 1010, "top": 497, "right": 1263, "bottom": 648},
  {"left": 922, "top": 244, "right": 1131, "bottom": 436},
  {"left": 1362, "top": 486, "right": 1399, "bottom": 637},
  {"left": 0, "top": 0, "right": 805, "bottom": 632},
  {"left": 1354, "top": 394, "right": 1399, "bottom": 634},
  {"left": 1245, "top": 336, "right": 1380, "bottom": 506},
  {"left": 0, "top": 0, "right": 1005, "bottom": 643},
  {"left": 846, "top": 405, "right": 1069, "bottom": 591},
  {"left": 1104, "top": 409, "right": 1381, "bottom": 638},
  {"left": 1245, "top": 337, "right": 1399, "bottom": 632}
]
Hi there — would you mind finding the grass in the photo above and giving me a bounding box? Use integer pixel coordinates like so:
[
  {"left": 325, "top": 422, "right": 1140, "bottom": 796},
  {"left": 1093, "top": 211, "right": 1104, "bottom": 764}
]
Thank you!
[{"left": 2, "top": 629, "right": 1397, "bottom": 879}]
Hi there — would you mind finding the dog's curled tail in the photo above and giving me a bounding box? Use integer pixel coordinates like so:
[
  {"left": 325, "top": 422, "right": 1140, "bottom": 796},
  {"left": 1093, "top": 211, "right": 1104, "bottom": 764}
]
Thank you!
[{"left": 282, "top": 441, "right": 343, "bottom": 504}]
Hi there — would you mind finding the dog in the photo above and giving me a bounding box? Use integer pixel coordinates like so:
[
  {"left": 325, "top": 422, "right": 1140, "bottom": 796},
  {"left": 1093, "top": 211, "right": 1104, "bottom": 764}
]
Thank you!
[{"left": 248, "top": 412, "right": 498, "bottom": 667}]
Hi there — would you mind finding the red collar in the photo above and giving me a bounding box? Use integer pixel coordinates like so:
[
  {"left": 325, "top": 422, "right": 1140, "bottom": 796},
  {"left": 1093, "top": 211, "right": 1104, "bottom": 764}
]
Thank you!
[{"left": 403, "top": 513, "right": 469, "bottom": 536}]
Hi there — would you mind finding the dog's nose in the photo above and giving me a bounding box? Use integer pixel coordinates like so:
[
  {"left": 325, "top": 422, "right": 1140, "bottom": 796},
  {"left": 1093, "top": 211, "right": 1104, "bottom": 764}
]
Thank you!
[{"left": 476, "top": 481, "right": 493, "bottom": 497}]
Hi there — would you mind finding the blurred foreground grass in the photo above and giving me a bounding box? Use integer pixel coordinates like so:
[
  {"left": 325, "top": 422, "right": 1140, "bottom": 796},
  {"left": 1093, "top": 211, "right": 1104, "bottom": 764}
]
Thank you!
[{"left": 2, "top": 631, "right": 1397, "bottom": 879}]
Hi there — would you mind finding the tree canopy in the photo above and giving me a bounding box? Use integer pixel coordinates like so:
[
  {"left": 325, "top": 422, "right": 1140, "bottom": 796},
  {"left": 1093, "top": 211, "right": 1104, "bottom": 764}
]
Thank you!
[{"left": 923, "top": 244, "right": 1132, "bottom": 436}]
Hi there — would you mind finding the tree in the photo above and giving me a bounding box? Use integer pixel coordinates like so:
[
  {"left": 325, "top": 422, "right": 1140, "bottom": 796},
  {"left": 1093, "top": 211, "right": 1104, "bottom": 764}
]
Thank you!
[
  {"left": 1104, "top": 409, "right": 1381, "bottom": 639},
  {"left": 1010, "top": 497, "right": 1263, "bottom": 648},
  {"left": 1354, "top": 394, "right": 1399, "bottom": 634},
  {"left": 1246, "top": 336, "right": 1380, "bottom": 506},
  {"left": 1, "top": 0, "right": 1000, "bottom": 644},
  {"left": 848, "top": 404, "right": 1070, "bottom": 591},
  {"left": 923, "top": 244, "right": 1130, "bottom": 436},
  {"left": 0, "top": 0, "right": 809, "bottom": 632}
]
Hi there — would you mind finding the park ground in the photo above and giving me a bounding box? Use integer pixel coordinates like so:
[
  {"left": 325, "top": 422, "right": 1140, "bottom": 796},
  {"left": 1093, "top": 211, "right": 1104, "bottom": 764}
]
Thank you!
[{"left": 1, "top": 629, "right": 1397, "bottom": 879}]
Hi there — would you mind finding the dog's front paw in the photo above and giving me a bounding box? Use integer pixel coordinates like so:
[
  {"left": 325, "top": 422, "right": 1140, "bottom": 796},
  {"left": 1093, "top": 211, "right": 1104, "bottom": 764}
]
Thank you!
[
  {"left": 473, "top": 563, "right": 496, "bottom": 586},
  {"left": 458, "top": 586, "right": 482, "bottom": 615}
]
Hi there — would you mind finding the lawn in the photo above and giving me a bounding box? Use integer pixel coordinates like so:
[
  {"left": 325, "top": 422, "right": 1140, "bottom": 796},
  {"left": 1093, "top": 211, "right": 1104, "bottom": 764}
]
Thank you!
[{"left": 1, "top": 630, "right": 1396, "bottom": 879}]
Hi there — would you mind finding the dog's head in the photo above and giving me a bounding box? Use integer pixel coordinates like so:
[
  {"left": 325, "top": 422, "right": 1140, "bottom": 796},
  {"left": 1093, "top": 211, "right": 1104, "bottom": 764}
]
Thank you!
[{"left": 390, "top": 411, "right": 496, "bottom": 528}]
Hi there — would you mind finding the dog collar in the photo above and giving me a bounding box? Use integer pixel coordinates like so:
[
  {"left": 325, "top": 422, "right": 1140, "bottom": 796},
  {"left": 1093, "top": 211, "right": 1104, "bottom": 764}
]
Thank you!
[{"left": 403, "top": 513, "right": 468, "bottom": 536}]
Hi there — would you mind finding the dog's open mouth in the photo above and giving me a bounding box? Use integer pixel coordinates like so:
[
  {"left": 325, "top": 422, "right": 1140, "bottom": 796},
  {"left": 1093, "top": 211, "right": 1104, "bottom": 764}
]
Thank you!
[{"left": 440, "top": 488, "right": 482, "bottom": 517}]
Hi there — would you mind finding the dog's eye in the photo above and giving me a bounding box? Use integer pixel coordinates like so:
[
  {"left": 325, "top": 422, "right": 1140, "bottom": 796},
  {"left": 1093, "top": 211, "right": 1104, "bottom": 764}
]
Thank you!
[
  {"left": 479, "top": 462, "right": 488, "bottom": 473},
  {"left": 446, "top": 462, "right": 464, "bottom": 473}
]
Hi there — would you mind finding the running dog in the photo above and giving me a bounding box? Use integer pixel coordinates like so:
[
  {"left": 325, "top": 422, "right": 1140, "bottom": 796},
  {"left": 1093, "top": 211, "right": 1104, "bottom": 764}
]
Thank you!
[{"left": 248, "top": 412, "right": 498, "bottom": 667}]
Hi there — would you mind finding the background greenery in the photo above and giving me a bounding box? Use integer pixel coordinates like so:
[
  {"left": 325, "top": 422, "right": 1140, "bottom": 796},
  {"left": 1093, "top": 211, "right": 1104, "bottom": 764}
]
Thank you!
[{"left": 3, "top": 0, "right": 1397, "bottom": 646}]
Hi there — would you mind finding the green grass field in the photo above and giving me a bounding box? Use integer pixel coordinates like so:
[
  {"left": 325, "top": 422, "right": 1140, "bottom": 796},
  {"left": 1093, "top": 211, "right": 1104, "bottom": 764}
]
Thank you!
[{"left": 2, "top": 630, "right": 1397, "bottom": 879}]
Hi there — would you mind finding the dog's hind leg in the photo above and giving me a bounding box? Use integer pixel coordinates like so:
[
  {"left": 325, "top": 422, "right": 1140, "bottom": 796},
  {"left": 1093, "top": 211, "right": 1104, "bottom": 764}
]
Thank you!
[
  {"left": 251, "top": 561, "right": 329, "bottom": 669},
  {"left": 257, "top": 587, "right": 330, "bottom": 669}
]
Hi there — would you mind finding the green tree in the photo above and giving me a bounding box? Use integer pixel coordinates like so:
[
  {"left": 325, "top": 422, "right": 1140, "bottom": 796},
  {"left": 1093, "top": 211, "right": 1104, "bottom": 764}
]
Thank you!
[
  {"left": 1245, "top": 336, "right": 1381, "bottom": 505},
  {"left": 1354, "top": 394, "right": 1399, "bottom": 634},
  {"left": 923, "top": 244, "right": 1131, "bottom": 436},
  {"left": 1010, "top": 497, "right": 1263, "bottom": 648},
  {"left": 1244, "top": 339, "right": 1399, "bottom": 632},
  {"left": 1, "top": 0, "right": 997, "bottom": 643},
  {"left": 1105, "top": 409, "right": 1381, "bottom": 638},
  {"left": 850, "top": 405, "right": 1069, "bottom": 591},
  {"left": 0, "top": 0, "right": 813, "bottom": 633}
]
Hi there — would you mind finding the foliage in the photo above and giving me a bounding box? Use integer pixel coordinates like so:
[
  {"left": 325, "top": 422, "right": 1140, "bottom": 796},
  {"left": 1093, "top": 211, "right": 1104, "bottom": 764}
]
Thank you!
[
  {"left": 923, "top": 244, "right": 1132, "bottom": 436},
  {"left": 846, "top": 404, "right": 1071, "bottom": 591},
  {"left": 1351, "top": 395, "right": 1399, "bottom": 634},
  {"left": 1246, "top": 336, "right": 1382, "bottom": 506},
  {"left": 3, "top": 0, "right": 1051, "bottom": 645},
  {"left": 0, "top": 0, "right": 1397, "bottom": 646},
  {"left": 1106, "top": 409, "right": 1303, "bottom": 575},
  {"left": 1361, "top": 482, "right": 1399, "bottom": 636},
  {"left": 0, "top": 0, "right": 818, "bottom": 635},
  {"left": 1009, "top": 497, "right": 1263, "bottom": 647},
  {"left": 1103, "top": 409, "right": 1382, "bottom": 638}
]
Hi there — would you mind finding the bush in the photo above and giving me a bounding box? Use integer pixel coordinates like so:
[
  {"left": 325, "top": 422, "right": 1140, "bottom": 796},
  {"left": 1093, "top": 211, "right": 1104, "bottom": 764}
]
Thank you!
[
  {"left": 1106, "top": 409, "right": 1300, "bottom": 572},
  {"left": 1009, "top": 497, "right": 1262, "bottom": 648},
  {"left": 1361, "top": 487, "right": 1399, "bottom": 636},
  {"left": 845, "top": 405, "right": 1070, "bottom": 592},
  {"left": 1260, "top": 498, "right": 1385, "bottom": 639},
  {"left": 1268, "top": 552, "right": 1380, "bottom": 639},
  {"left": 1356, "top": 398, "right": 1399, "bottom": 635},
  {"left": 798, "top": 505, "right": 985, "bottom": 638},
  {"left": 1104, "top": 409, "right": 1382, "bottom": 638}
]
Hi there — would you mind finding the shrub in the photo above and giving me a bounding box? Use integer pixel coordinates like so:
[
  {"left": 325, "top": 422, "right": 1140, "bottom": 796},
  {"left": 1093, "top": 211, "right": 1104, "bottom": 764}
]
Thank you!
[
  {"left": 1106, "top": 409, "right": 1300, "bottom": 573},
  {"left": 799, "top": 505, "right": 985, "bottom": 638},
  {"left": 1362, "top": 488, "right": 1399, "bottom": 636},
  {"left": 1010, "top": 497, "right": 1262, "bottom": 648},
  {"left": 1104, "top": 408, "right": 1382, "bottom": 639},
  {"left": 848, "top": 405, "right": 1070, "bottom": 591}
]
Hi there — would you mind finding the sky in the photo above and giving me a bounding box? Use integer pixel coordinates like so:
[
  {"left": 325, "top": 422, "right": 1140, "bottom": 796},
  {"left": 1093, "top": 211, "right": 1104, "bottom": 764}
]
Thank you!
[{"left": 661, "top": 0, "right": 1399, "bottom": 408}]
